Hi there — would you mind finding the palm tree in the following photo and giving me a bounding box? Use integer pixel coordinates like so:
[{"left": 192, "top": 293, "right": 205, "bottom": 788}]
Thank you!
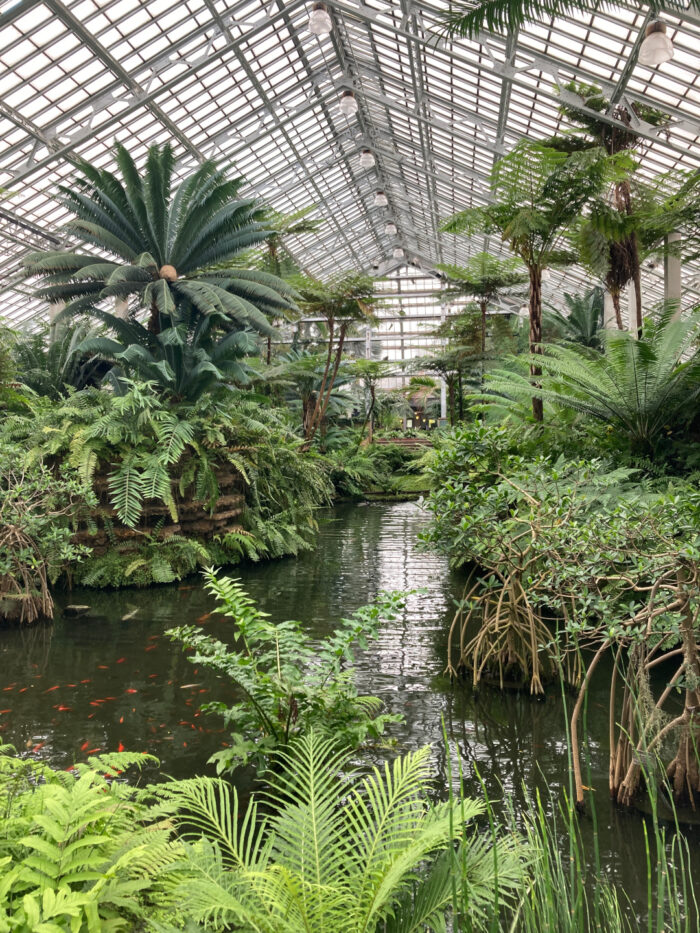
[
  {"left": 480, "top": 309, "right": 700, "bottom": 452},
  {"left": 158, "top": 732, "right": 524, "bottom": 932},
  {"left": 442, "top": 140, "right": 614, "bottom": 420},
  {"left": 23, "top": 142, "right": 297, "bottom": 369},
  {"left": 440, "top": 0, "right": 694, "bottom": 40},
  {"left": 298, "top": 272, "right": 379, "bottom": 444}
]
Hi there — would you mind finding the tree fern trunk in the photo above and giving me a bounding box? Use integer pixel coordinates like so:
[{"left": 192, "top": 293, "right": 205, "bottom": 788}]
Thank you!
[
  {"left": 529, "top": 266, "right": 543, "bottom": 422},
  {"left": 306, "top": 317, "right": 335, "bottom": 440}
]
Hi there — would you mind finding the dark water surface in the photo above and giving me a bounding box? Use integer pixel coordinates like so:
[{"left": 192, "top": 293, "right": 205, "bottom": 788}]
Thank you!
[{"left": 1, "top": 501, "right": 698, "bottom": 913}]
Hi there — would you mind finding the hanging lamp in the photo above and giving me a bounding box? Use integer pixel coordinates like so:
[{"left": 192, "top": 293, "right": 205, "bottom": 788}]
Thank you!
[{"left": 638, "top": 19, "right": 674, "bottom": 66}]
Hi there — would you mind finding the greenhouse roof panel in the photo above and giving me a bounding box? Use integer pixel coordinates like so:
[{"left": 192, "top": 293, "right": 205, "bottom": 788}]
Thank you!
[{"left": 0, "top": 0, "right": 699, "bottom": 322}]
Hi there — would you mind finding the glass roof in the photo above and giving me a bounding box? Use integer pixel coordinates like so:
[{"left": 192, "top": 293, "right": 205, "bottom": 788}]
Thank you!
[{"left": 0, "top": 0, "right": 699, "bottom": 326}]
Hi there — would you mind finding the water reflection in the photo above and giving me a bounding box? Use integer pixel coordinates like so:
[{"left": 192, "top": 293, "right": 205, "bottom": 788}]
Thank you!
[{"left": 0, "top": 501, "right": 698, "bottom": 908}]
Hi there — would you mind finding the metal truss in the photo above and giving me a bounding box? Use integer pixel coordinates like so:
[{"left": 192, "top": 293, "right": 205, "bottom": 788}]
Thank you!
[{"left": 0, "top": 0, "right": 699, "bottom": 328}]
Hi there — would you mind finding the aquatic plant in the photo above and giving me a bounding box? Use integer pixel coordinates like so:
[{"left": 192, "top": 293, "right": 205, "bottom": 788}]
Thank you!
[{"left": 167, "top": 571, "right": 406, "bottom": 772}]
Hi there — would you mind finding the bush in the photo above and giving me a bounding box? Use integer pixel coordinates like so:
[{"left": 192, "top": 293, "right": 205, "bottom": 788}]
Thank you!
[{"left": 167, "top": 570, "right": 406, "bottom": 773}]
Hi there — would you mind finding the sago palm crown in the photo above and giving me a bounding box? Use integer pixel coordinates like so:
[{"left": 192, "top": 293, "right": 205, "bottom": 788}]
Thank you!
[{"left": 24, "top": 142, "right": 297, "bottom": 339}]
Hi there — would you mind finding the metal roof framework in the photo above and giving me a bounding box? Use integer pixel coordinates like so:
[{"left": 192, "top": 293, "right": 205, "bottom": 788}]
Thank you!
[{"left": 0, "top": 0, "right": 699, "bottom": 329}]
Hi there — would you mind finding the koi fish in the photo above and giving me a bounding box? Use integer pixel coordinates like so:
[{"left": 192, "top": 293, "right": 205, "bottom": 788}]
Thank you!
[
  {"left": 125, "top": 688, "right": 138, "bottom": 694},
  {"left": 81, "top": 741, "right": 89, "bottom": 751},
  {"left": 44, "top": 686, "right": 60, "bottom": 693},
  {"left": 97, "top": 665, "right": 109, "bottom": 670},
  {"left": 196, "top": 613, "right": 212, "bottom": 623},
  {"left": 0, "top": 710, "right": 11, "bottom": 715},
  {"left": 117, "top": 742, "right": 125, "bottom": 752},
  {"left": 55, "top": 705, "right": 72, "bottom": 712},
  {"left": 80, "top": 679, "right": 91, "bottom": 684},
  {"left": 86, "top": 748, "right": 101, "bottom": 755},
  {"left": 144, "top": 645, "right": 157, "bottom": 652},
  {"left": 119, "top": 716, "right": 124, "bottom": 724},
  {"left": 116, "top": 658, "right": 126, "bottom": 664},
  {"left": 32, "top": 742, "right": 45, "bottom": 752}
]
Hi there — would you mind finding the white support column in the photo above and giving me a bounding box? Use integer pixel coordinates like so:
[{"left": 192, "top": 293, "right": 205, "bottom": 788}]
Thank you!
[
  {"left": 664, "top": 231, "right": 682, "bottom": 319},
  {"left": 439, "top": 304, "right": 447, "bottom": 421},
  {"left": 48, "top": 301, "right": 65, "bottom": 343},
  {"left": 603, "top": 290, "right": 616, "bottom": 329}
]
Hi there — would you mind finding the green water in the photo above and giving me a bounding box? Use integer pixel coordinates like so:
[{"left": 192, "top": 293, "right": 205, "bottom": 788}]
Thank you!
[{"left": 1, "top": 501, "right": 698, "bottom": 914}]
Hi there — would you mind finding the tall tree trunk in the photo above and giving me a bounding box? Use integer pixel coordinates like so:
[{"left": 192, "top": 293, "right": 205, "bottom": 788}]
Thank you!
[
  {"left": 529, "top": 266, "right": 543, "bottom": 422},
  {"left": 306, "top": 317, "right": 335, "bottom": 440},
  {"left": 457, "top": 369, "right": 464, "bottom": 420},
  {"left": 307, "top": 323, "right": 347, "bottom": 446}
]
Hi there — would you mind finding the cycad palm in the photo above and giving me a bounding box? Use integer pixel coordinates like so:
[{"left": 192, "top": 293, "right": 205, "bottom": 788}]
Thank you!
[
  {"left": 480, "top": 310, "right": 700, "bottom": 450},
  {"left": 157, "top": 733, "right": 524, "bottom": 932},
  {"left": 24, "top": 143, "right": 297, "bottom": 341},
  {"left": 543, "top": 288, "right": 604, "bottom": 350}
]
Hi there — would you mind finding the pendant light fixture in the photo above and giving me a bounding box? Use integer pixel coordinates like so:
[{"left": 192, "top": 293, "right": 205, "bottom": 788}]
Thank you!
[
  {"left": 373, "top": 190, "right": 388, "bottom": 207},
  {"left": 384, "top": 222, "right": 397, "bottom": 236},
  {"left": 339, "top": 90, "right": 358, "bottom": 117},
  {"left": 308, "top": 2, "right": 332, "bottom": 36},
  {"left": 393, "top": 247, "right": 404, "bottom": 260},
  {"left": 638, "top": 19, "right": 674, "bottom": 66},
  {"left": 359, "top": 149, "right": 375, "bottom": 169}
]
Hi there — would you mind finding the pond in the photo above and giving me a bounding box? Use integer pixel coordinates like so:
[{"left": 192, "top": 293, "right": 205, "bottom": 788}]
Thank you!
[{"left": 1, "top": 500, "right": 698, "bottom": 915}]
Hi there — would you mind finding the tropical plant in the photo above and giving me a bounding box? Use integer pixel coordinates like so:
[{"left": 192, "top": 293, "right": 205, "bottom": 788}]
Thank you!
[
  {"left": 297, "top": 272, "right": 379, "bottom": 444},
  {"left": 347, "top": 358, "right": 400, "bottom": 444},
  {"left": 549, "top": 82, "right": 669, "bottom": 330},
  {"left": 542, "top": 287, "right": 604, "bottom": 349},
  {"left": 442, "top": 140, "right": 619, "bottom": 419},
  {"left": 0, "top": 746, "right": 181, "bottom": 930},
  {"left": 23, "top": 142, "right": 297, "bottom": 398},
  {"left": 167, "top": 571, "right": 406, "bottom": 773},
  {"left": 439, "top": 0, "right": 695, "bottom": 40},
  {"left": 437, "top": 252, "right": 526, "bottom": 359},
  {"left": 264, "top": 348, "right": 354, "bottom": 438},
  {"left": 254, "top": 206, "right": 321, "bottom": 363},
  {"left": 154, "top": 731, "right": 525, "bottom": 932},
  {"left": 0, "top": 442, "right": 92, "bottom": 623},
  {"left": 11, "top": 321, "right": 107, "bottom": 399},
  {"left": 477, "top": 308, "right": 700, "bottom": 452},
  {"left": 82, "top": 317, "right": 260, "bottom": 401}
]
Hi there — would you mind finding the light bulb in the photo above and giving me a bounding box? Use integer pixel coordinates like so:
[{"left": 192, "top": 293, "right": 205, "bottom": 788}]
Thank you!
[
  {"left": 384, "top": 222, "right": 397, "bottom": 235},
  {"left": 308, "top": 2, "right": 332, "bottom": 35},
  {"left": 339, "top": 91, "right": 358, "bottom": 117},
  {"left": 393, "top": 247, "right": 404, "bottom": 260},
  {"left": 359, "top": 149, "right": 375, "bottom": 169},
  {"left": 638, "top": 20, "right": 674, "bottom": 67},
  {"left": 373, "top": 191, "right": 388, "bottom": 207}
]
